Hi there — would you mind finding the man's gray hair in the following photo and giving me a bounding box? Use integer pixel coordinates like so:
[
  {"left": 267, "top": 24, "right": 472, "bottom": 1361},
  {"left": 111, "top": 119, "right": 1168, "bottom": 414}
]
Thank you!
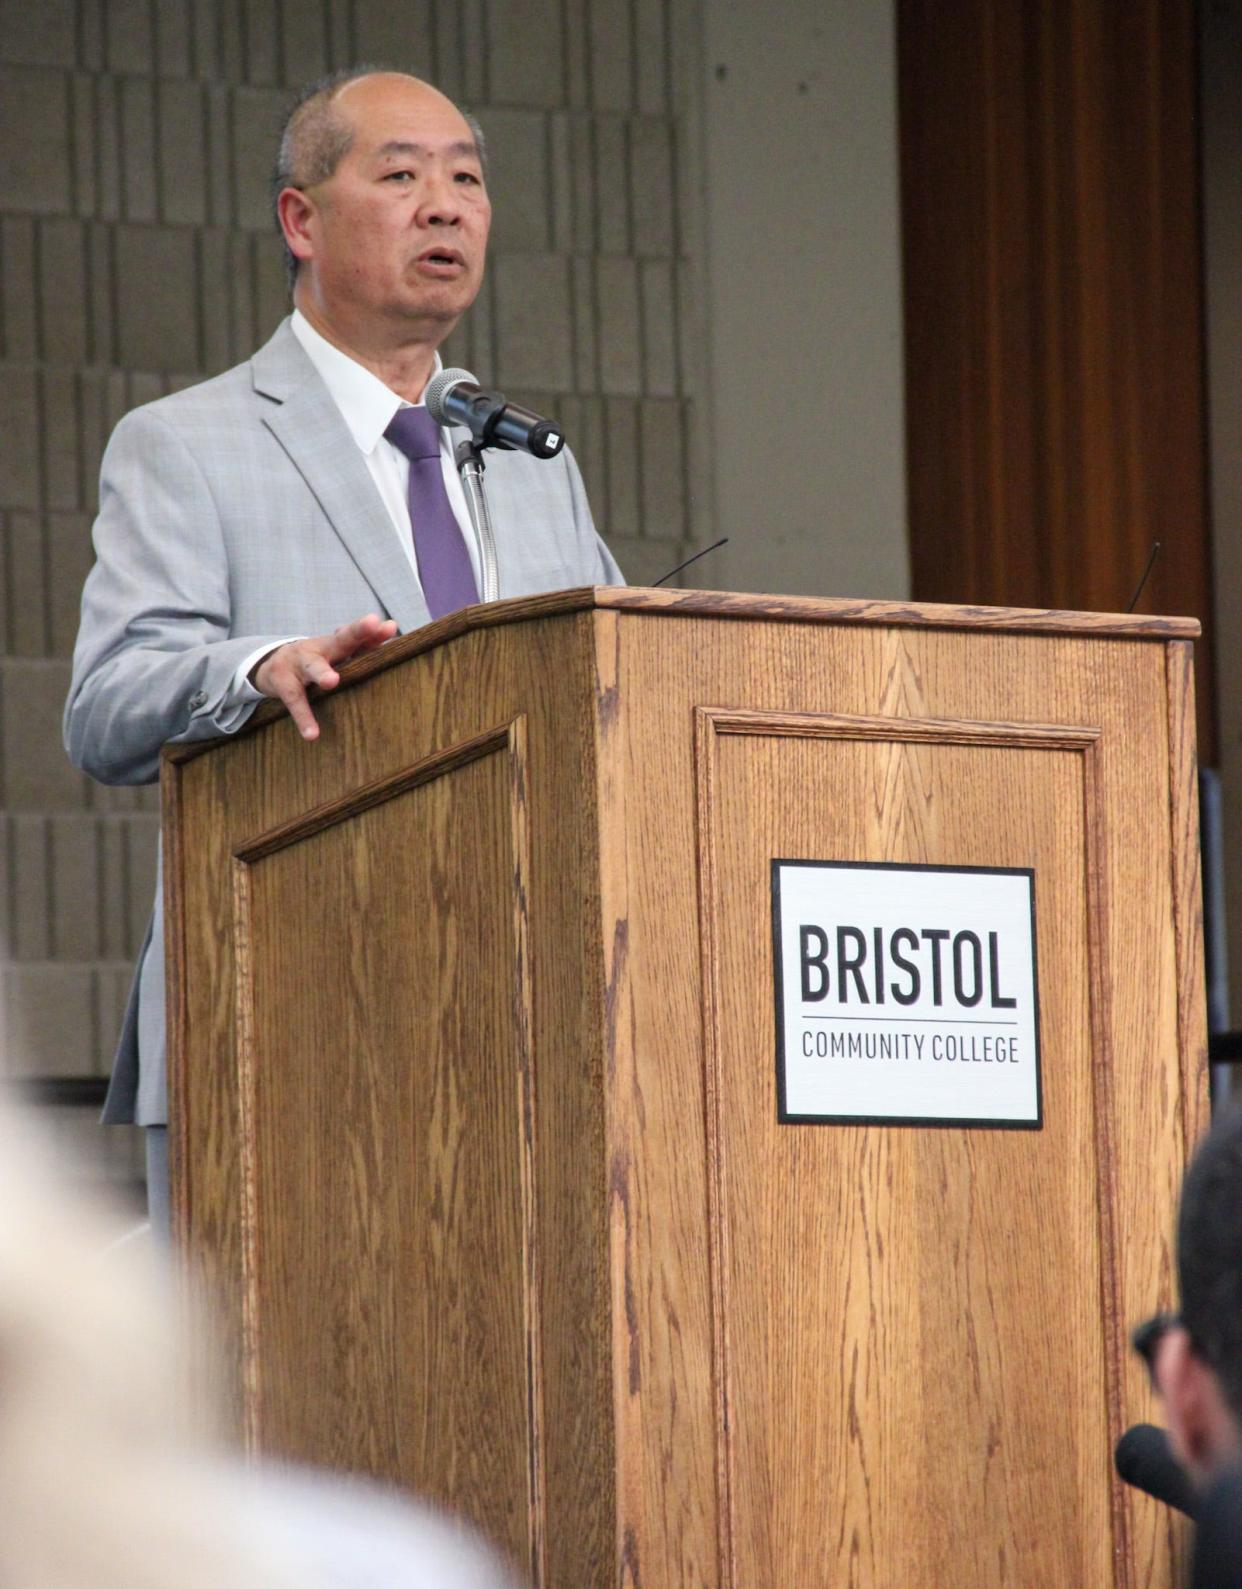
[{"left": 271, "top": 67, "right": 488, "bottom": 294}]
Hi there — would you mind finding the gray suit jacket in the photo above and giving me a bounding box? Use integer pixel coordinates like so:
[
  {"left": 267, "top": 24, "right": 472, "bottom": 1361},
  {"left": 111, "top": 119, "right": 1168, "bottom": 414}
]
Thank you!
[{"left": 64, "top": 319, "right": 622, "bottom": 1125}]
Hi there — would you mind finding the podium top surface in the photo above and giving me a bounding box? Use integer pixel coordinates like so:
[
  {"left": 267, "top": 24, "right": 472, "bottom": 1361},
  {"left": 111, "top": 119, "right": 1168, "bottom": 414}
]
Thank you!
[
  {"left": 323, "top": 584, "right": 1201, "bottom": 677},
  {"left": 166, "top": 585, "right": 1199, "bottom": 763},
  {"left": 552, "top": 584, "right": 1198, "bottom": 635},
  {"left": 375, "top": 582, "right": 1199, "bottom": 643}
]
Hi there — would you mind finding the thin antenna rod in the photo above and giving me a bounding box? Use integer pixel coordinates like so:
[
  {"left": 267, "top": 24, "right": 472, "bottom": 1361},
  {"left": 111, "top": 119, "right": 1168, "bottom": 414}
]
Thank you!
[
  {"left": 1126, "top": 542, "right": 1162, "bottom": 614},
  {"left": 652, "top": 537, "right": 729, "bottom": 588}
]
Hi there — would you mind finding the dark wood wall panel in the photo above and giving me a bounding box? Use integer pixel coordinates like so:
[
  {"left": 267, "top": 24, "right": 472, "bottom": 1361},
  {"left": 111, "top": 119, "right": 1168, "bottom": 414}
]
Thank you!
[{"left": 898, "top": 0, "right": 1215, "bottom": 759}]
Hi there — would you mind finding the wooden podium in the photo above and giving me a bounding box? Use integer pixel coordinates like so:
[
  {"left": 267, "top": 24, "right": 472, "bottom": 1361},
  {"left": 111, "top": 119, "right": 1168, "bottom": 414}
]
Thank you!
[{"left": 166, "top": 588, "right": 1206, "bottom": 1587}]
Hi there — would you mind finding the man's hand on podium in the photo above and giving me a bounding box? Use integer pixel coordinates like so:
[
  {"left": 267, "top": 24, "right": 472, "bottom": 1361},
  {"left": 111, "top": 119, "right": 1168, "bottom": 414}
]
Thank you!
[{"left": 251, "top": 613, "right": 398, "bottom": 741}]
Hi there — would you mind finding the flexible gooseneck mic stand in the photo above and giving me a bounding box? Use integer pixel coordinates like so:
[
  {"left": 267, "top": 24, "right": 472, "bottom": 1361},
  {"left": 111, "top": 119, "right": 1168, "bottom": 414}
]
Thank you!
[{"left": 454, "top": 439, "right": 500, "bottom": 604}]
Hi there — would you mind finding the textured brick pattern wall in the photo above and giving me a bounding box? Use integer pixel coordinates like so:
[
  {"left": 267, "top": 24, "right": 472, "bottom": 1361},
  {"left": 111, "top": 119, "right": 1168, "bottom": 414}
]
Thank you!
[{"left": 0, "top": 0, "right": 705, "bottom": 1179}]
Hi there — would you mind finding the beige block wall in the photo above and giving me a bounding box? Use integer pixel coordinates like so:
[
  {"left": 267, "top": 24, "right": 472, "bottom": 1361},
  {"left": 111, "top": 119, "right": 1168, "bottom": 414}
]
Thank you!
[{"left": 697, "top": 0, "right": 910, "bottom": 600}]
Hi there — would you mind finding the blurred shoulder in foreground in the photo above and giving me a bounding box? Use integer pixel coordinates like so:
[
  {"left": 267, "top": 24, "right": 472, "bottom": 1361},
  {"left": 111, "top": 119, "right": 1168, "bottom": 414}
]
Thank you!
[{"left": 0, "top": 1104, "right": 520, "bottom": 1589}]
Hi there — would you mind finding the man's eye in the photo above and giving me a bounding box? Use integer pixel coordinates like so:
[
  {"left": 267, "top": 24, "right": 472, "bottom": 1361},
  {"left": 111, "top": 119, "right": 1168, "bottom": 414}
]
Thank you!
[
  {"left": 385, "top": 170, "right": 415, "bottom": 182},
  {"left": 455, "top": 170, "right": 482, "bottom": 185}
]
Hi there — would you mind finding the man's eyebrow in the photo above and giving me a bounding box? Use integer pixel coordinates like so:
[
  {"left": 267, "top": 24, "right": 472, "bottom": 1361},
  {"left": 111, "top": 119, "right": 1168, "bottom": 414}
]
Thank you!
[{"left": 375, "top": 139, "right": 481, "bottom": 160}]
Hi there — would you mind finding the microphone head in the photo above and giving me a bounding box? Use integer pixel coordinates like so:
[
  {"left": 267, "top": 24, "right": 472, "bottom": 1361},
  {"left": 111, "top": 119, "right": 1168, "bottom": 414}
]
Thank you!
[
  {"left": 424, "top": 367, "right": 477, "bottom": 427},
  {"left": 1115, "top": 1423, "right": 1199, "bottom": 1520}
]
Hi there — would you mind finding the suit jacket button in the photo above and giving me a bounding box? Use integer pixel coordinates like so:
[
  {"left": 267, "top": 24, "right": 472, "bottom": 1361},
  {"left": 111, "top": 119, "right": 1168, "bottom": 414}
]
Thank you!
[{"left": 188, "top": 690, "right": 208, "bottom": 711}]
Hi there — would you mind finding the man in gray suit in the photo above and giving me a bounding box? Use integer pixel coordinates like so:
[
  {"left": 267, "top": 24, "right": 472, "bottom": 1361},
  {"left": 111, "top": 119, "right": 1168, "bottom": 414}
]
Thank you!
[{"left": 64, "top": 69, "right": 622, "bottom": 1227}]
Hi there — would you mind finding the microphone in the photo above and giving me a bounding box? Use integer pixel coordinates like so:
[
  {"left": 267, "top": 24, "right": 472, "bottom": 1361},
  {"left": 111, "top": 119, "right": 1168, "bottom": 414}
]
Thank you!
[
  {"left": 1114, "top": 1423, "right": 1199, "bottom": 1520},
  {"left": 424, "top": 367, "right": 566, "bottom": 460}
]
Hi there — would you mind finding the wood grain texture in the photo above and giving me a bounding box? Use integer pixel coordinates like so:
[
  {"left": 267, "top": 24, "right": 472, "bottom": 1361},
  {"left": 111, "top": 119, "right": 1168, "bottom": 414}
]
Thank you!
[
  {"left": 692, "top": 702, "right": 735, "bottom": 1585},
  {"left": 593, "top": 587, "right": 1200, "bottom": 640},
  {"left": 507, "top": 714, "right": 548, "bottom": 1586},
  {"left": 225, "top": 727, "right": 540, "bottom": 1563},
  {"left": 172, "top": 613, "right": 617, "bottom": 1585},
  {"left": 1081, "top": 730, "right": 1129, "bottom": 1579},
  {"left": 234, "top": 733, "right": 536, "bottom": 1558},
  {"left": 592, "top": 609, "right": 721, "bottom": 1587},
  {"left": 1157, "top": 638, "right": 1209, "bottom": 1579},
  {"left": 1167, "top": 641, "right": 1211, "bottom": 1153},
  {"left": 603, "top": 614, "right": 1197, "bottom": 1586},
  {"left": 162, "top": 759, "right": 188, "bottom": 1248},
  {"left": 695, "top": 709, "right": 1115, "bottom": 1583},
  {"left": 700, "top": 707, "right": 1100, "bottom": 751},
  {"left": 169, "top": 602, "right": 1202, "bottom": 1584},
  {"left": 897, "top": 0, "right": 1215, "bottom": 758},
  {"left": 233, "top": 725, "right": 514, "bottom": 864},
  {"left": 230, "top": 850, "right": 261, "bottom": 1452}
]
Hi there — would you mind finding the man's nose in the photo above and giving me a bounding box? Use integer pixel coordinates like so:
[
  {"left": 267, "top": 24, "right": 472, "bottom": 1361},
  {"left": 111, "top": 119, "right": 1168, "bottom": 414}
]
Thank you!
[{"left": 418, "top": 171, "right": 462, "bottom": 225}]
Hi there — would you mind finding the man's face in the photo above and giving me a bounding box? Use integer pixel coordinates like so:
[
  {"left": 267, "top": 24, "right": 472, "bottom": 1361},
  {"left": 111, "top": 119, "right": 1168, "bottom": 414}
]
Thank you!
[{"left": 294, "top": 74, "right": 491, "bottom": 341}]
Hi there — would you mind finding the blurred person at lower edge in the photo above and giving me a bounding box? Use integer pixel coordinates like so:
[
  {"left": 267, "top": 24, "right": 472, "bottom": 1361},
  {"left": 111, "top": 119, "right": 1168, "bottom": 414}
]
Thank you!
[
  {"left": 1146, "top": 1100, "right": 1242, "bottom": 1588},
  {"left": 0, "top": 1104, "right": 518, "bottom": 1589}
]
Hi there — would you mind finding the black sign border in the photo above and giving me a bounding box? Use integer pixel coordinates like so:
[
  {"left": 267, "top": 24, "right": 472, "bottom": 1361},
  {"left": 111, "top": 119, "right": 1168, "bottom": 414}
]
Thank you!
[{"left": 771, "top": 859, "right": 1044, "bottom": 1130}]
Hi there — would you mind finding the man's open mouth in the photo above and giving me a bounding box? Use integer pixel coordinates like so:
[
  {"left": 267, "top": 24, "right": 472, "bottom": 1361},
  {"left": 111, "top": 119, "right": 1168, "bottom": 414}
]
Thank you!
[{"left": 418, "top": 248, "right": 465, "bottom": 269}]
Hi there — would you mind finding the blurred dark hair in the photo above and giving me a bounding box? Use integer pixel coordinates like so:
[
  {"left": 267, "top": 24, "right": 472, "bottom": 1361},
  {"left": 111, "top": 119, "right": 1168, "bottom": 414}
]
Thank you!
[{"left": 1178, "top": 1099, "right": 1242, "bottom": 1422}]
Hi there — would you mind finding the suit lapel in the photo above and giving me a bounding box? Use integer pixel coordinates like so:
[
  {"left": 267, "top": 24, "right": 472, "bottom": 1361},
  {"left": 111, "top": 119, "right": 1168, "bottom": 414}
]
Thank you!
[{"left": 250, "top": 322, "right": 430, "bottom": 634}]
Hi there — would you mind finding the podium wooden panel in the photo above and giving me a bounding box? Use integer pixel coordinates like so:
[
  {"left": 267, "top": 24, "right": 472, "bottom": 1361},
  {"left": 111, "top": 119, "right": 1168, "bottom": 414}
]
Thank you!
[{"left": 165, "top": 589, "right": 1206, "bottom": 1587}]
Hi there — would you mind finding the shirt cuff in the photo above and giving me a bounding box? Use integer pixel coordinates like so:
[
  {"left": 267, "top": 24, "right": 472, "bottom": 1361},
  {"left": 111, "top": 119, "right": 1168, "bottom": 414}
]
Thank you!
[{"left": 223, "top": 638, "right": 303, "bottom": 723}]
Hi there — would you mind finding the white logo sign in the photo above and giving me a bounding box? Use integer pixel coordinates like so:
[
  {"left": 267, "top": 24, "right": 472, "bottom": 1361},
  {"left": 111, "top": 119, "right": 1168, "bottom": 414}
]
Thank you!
[{"left": 772, "top": 862, "right": 1042, "bottom": 1127}]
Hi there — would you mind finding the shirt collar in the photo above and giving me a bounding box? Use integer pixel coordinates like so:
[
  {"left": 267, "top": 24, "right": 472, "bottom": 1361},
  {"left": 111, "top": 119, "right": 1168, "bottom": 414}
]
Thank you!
[{"left": 290, "top": 309, "right": 443, "bottom": 455}]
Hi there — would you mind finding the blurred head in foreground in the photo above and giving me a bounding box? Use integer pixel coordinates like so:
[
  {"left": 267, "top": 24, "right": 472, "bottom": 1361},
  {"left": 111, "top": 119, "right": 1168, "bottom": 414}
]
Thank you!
[
  {"left": 0, "top": 1106, "right": 516, "bottom": 1588},
  {"left": 1150, "top": 1100, "right": 1242, "bottom": 1484}
]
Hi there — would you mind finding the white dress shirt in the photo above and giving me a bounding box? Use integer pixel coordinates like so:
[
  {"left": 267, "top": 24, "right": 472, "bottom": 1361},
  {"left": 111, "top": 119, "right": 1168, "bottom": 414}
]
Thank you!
[{"left": 228, "top": 310, "right": 479, "bottom": 703}]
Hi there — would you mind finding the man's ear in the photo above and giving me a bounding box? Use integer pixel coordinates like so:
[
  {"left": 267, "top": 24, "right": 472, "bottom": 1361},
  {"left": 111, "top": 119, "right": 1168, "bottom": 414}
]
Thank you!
[
  {"left": 276, "top": 186, "right": 317, "bottom": 268},
  {"left": 1157, "top": 1326, "right": 1240, "bottom": 1481}
]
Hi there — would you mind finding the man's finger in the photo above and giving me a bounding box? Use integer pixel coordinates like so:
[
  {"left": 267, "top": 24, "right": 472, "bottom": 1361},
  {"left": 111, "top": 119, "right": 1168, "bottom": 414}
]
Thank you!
[
  {"left": 320, "top": 614, "right": 382, "bottom": 662},
  {"left": 274, "top": 668, "right": 320, "bottom": 740},
  {"left": 254, "top": 618, "right": 397, "bottom": 739},
  {"left": 301, "top": 653, "right": 340, "bottom": 690},
  {"left": 320, "top": 614, "right": 398, "bottom": 663},
  {"left": 351, "top": 618, "right": 398, "bottom": 655}
]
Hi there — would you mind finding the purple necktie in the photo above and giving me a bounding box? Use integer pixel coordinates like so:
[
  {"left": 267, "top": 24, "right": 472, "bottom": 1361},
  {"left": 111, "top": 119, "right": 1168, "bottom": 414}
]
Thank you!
[{"left": 384, "top": 406, "right": 479, "bottom": 619}]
